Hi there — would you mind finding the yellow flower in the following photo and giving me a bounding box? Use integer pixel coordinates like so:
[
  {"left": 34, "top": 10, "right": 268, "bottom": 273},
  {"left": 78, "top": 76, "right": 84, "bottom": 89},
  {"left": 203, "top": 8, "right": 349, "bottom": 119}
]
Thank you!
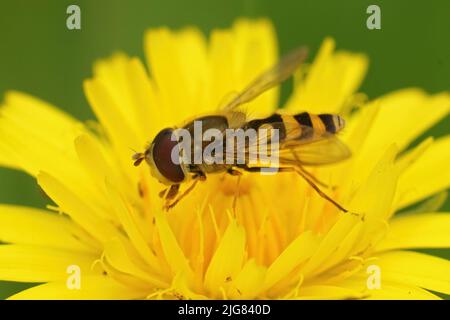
[{"left": 0, "top": 19, "right": 450, "bottom": 300}]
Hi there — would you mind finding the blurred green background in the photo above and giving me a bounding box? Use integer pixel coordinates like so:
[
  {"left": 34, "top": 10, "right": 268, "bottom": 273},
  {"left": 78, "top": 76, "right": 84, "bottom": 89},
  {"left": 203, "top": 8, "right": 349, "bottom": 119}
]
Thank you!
[{"left": 0, "top": 0, "right": 449, "bottom": 298}]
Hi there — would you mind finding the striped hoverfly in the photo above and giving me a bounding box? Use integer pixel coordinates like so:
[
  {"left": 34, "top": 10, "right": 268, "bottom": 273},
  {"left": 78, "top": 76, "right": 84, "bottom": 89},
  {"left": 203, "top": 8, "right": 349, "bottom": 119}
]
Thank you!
[{"left": 133, "top": 47, "right": 351, "bottom": 212}]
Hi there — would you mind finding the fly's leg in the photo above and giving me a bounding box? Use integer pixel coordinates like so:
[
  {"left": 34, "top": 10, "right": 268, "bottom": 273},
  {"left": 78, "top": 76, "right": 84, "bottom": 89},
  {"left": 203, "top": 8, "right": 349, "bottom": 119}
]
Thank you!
[
  {"left": 163, "top": 172, "right": 205, "bottom": 211},
  {"left": 293, "top": 167, "right": 348, "bottom": 213},
  {"left": 297, "top": 164, "right": 337, "bottom": 190},
  {"left": 292, "top": 151, "right": 337, "bottom": 190},
  {"left": 238, "top": 165, "right": 349, "bottom": 213},
  {"left": 226, "top": 168, "right": 243, "bottom": 215},
  {"left": 163, "top": 181, "right": 197, "bottom": 211},
  {"left": 159, "top": 184, "right": 180, "bottom": 199},
  {"left": 160, "top": 184, "right": 180, "bottom": 211}
]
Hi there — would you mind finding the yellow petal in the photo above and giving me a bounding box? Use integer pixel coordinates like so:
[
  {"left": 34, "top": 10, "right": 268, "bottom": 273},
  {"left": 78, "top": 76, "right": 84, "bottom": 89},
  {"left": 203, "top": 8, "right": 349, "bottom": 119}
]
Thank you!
[
  {"left": 377, "top": 213, "right": 450, "bottom": 251},
  {"left": 204, "top": 220, "right": 246, "bottom": 297},
  {"left": 362, "top": 282, "right": 441, "bottom": 300},
  {"left": 229, "top": 259, "right": 266, "bottom": 299},
  {"left": 0, "top": 204, "right": 96, "bottom": 252},
  {"left": 74, "top": 134, "right": 115, "bottom": 192},
  {"left": 0, "top": 93, "right": 83, "bottom": 174},
  {"left": 8, "top": 276, "right": 146, "bottom": 300},
  {"left": 395, "top": 137, "right": 433, "bottom": 175},
  {"left": 339, "top": 275, "right": 441, "bottom": 300},
  {"left": 153, "top": 208, "right": 194, "bottom": 281},
  {"left": 264, "top": 231, "right": 319, "bottom": 290},
  {"left": 316, "top": 221, "right": 364, "bottom": 274},
  {"left": 0, "top": 138, "right": 18, "bottom": 169},
  {"left": 0, "top": 244, "right": 97, "bottom": 283},
  {"left": 376, "top": 251, "right": 450, "bottom": 295},
  {"left": 396, "top": 136, "right": 450, "bottom": 208},
  {"left": 301, "top": 147, "right": 398, "bottom": 276},
  {"left": 83, "top": 77, "right": 141, "bottom": 150},
  {"left": 351, "top": 90, "right": 450, "bottom": 184},
  {"left": 214, "top": 18, "right": 278, "bottom": 116},
  {"left": 301, "top": 214, "right": 360, "bottom": 277},
  {"left": 169, "top": 271, "right": 209, "bottom": 300},
  {"left": 0, "top": 91, "right": 78, "bottom": 173},
  {"left": 364, "top": 89, "right": 449, "bottom": 151},
  {"left": 343, "top": 101, "right": 380, "bottom": 153},
  {"left": 104, "top": 181, "right": 161, "bottom": 269},
  {"left": 144, "top": 27, "right": 208, "bottom": 123},
  {"left": 74, "top": 134, "right": 139, "bottom": 217},
  {"left": 126, "top": 57, "right": 164, "bottom": 139},
  {"left": 0, "top": 92, "right": 110, "bottom": 211},
  {"left": 103, "top": 238, "right": 167, "bottom": 288},
  {"left": 285, "top": 37, "right": 368, "bottom": 114},
  {"left": 83, "top": 77, "right": 144, "bottom": 190},
  {"left": 295, "top": 285, "right": 365, "bottom": 300},
  {"left": 349, "top": 145, "right": 398, "bottom": 253},
  {"left": 37, "top": 171, "right": 117, "bottom": 244},
  {"left": 92, "top": 54, "right": 162, "bottom": 144}
]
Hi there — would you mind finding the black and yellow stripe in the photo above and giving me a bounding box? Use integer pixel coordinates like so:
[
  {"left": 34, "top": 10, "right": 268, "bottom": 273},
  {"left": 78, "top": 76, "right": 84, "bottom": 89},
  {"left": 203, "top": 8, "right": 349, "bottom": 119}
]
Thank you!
[
  {"left": 245, "top": 113, "right": 287, "bottom": 140},
  {"left": 245, "top": 111, "right": 345, "bottom": 142},
  {"left": 293, "top": 112, "right": 345, "bottom": 134}
]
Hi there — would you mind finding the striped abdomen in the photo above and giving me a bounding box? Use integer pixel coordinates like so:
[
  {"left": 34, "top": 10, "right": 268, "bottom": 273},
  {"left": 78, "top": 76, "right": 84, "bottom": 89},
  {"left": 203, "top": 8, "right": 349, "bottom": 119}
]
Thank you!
[{"left": 245, "top": 111, "right": 345, "bottom": 141}]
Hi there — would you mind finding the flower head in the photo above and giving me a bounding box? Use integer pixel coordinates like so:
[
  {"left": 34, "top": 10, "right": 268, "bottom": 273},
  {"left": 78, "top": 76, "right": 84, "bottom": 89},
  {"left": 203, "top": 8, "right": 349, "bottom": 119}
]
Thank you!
[{"left": 0, "top": 19, "right": 449, "bottom": 299}]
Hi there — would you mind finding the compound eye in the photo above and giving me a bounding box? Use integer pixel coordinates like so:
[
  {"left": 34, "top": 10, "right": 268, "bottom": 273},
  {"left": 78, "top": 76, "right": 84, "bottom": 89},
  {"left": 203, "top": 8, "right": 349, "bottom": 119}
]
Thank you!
[{"left": 151, "top": 129, "right": 185, "bottom": 183}]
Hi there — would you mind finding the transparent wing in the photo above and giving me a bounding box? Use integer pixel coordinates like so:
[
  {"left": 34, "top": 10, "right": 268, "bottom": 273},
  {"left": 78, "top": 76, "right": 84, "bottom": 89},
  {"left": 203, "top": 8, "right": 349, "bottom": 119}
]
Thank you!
[
  {"left": 216, "top": 123, "right": 351, "bottom": 166},
  {"left": 278, "top": 136, "right": 352, "bottom": 166},
  {"left": 221, "top": 47, "right": 308, "bottom": 112}
]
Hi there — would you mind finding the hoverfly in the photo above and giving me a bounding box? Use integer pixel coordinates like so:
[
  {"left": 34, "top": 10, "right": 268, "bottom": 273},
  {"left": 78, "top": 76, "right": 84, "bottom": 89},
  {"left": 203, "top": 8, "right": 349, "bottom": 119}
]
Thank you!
[{"left": 133, "top": 47, "right": 351, "bottom": 212}]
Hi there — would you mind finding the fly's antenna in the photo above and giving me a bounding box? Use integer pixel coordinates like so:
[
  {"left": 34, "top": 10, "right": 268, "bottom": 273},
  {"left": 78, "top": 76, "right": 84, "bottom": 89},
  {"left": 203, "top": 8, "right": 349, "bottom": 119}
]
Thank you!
[
  {"left": 130, "top": 147, "right": 145, "bottom": 167},
  {"left": 129, "top": 147, "right": 139, "bottom": 154},
  {"left": 132, "top": 152, "right": 145, "bottom": 167}
]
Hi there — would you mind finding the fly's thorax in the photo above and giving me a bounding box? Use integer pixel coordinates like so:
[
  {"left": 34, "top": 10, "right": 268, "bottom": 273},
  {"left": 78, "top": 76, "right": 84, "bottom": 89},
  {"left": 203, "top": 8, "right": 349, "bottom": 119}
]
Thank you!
[{"left": 182, "top": 114, "right": 231, "bottom": 166}]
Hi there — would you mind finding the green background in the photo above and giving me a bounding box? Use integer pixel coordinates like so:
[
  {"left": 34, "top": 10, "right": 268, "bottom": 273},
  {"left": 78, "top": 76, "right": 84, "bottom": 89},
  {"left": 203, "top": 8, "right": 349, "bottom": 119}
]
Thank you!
[{"left": 0, "top": 0, "right": 449, "bottom": 299}]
